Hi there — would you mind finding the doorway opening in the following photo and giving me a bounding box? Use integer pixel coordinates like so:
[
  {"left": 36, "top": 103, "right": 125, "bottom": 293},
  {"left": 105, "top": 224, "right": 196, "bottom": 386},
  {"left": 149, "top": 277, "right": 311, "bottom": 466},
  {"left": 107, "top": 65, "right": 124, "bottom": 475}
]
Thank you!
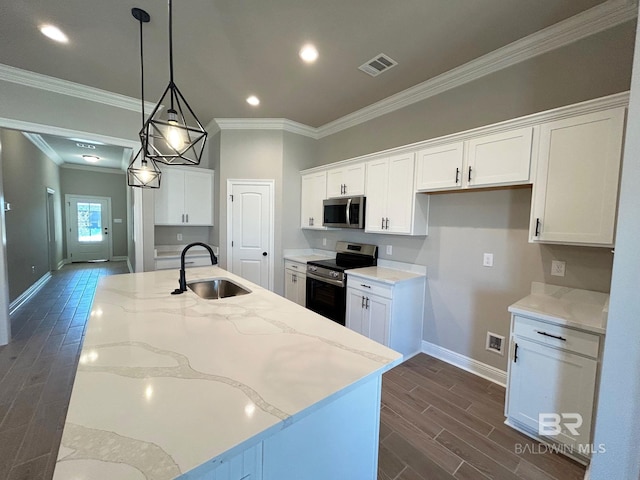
[{"left": 46, "top": 187, "right": 57, "bottom": 271}]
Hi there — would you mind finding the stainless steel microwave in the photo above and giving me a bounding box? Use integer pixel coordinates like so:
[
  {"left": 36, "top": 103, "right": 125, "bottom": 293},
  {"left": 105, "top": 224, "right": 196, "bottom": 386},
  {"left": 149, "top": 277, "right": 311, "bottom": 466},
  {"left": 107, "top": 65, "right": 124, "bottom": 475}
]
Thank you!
[{"left": 322, "top": 196, "right": 365, "bottom": 229}]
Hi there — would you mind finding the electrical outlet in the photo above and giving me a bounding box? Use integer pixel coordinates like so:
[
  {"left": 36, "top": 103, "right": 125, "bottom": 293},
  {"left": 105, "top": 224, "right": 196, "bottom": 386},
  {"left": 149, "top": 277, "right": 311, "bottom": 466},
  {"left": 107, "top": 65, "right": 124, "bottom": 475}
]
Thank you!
[
  {"left": 31, "top": 265, "right": 35, "bottom": 273},
  {"left": 386, "top": 245, "right": 393, "bottom": 255},
  {"left": 322, "top": 238, "right": 327, "bottom": 246},
  {"left": 483, "top": 253, "right": 493, "bottom": 267},
  {"left": 177, "top": 233, "right": 183, "bottom": 241},
  {"left": 551, "top": 260, "right": 566, "bottom": 277}
]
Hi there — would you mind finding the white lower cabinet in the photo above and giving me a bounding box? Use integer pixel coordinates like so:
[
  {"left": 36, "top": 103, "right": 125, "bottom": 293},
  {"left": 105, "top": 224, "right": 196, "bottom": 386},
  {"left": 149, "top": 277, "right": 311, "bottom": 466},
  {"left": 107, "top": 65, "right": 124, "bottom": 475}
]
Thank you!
[
  {"left": 346, "top": 273, "right": 425, "bottom": 357},
  {"left": 505, "top": 314, "right": 601, "bottom": 464},
  {"left": 155, "top": 255, "right": 213, "bottom": 271},
  {"left": 284, "top": 260, "right": 306, "bottom": 306}
]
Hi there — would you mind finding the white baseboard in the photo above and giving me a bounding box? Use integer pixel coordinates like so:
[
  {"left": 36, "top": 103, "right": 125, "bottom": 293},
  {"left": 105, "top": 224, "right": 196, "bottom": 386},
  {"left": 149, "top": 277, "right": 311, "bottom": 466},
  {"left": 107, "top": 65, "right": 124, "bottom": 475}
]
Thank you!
[
  {"left": 126, "top": 257, "right": 133, "bottom": 273},
  {"left": 422, "top": 340, "right": 507, "bottom": 387},
  {"left": 56, "top": 260, "right": 65, "bottom": 270},
  {"left": 112, "top": 256, "right": 128, "bottom": 262},
  {"left": 9, "top": 272, "right": 52, "bottom": 315}
]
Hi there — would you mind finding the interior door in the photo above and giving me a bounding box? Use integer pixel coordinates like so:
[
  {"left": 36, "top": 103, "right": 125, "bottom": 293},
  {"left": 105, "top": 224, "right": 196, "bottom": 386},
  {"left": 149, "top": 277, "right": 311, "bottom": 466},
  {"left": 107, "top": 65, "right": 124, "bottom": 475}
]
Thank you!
[
  {"left": 230, "top": 183, "right": 272, "bottom": 289},
  {"left": 66, "top": 195, "right": 111, "bottom": 262}
]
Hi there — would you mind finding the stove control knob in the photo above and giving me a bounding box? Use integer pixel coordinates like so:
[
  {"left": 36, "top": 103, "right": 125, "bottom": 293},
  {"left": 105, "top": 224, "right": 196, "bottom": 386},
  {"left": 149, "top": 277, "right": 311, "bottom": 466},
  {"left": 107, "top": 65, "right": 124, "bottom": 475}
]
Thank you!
[
  {"left": 309, "top": 266, "right": 317, "bottom": 272},
  {"left": 330, "top": 271, "right": 339, "bottom": 278}
]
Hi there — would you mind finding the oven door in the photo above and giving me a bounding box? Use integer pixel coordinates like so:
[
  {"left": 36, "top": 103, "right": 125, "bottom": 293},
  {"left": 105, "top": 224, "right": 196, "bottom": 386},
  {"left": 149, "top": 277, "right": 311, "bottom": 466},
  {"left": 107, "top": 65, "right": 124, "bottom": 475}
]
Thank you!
[{"left": 305, "top": 273, "right": 346, "bottom": 325}]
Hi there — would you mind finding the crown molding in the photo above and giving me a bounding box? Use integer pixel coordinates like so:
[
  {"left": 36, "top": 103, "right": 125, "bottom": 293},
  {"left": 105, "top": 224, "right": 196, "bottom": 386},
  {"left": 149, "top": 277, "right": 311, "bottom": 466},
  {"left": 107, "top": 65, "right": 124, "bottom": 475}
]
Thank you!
[
  {"left": 315, "top": 0, "right": 638, "bottom": 138},
  {"left": 22, "top": 132, "right": 64, "bottom": 165},
  {"left": 60, "top": 163, "right": 125, "bottom": 175},
  {"left": 212, "top": 118, "right": 319, "bottom": 139},
  {"left": 0, "top": 63, "right": 157, "bottom": 114}
]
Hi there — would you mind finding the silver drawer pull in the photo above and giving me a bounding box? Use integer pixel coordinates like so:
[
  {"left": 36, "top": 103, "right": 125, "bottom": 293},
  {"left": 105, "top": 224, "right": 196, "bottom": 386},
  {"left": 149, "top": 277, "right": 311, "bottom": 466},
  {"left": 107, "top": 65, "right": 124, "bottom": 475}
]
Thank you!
[
  {"left": 184, "top": 261, "right": 195, "bottom": 265},
  {"left": 536, "top": 330, "right": 566, "bottom": 342},
  {"left": 360, "top": 284, "right": 371, "bottom": 289}
]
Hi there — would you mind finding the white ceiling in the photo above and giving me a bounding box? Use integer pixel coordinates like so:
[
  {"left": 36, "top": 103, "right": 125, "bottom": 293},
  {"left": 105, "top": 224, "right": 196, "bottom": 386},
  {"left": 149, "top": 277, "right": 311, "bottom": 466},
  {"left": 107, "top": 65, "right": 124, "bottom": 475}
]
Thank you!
[{"left": 0, "top": 0, "right": 610, "bottom": 129}]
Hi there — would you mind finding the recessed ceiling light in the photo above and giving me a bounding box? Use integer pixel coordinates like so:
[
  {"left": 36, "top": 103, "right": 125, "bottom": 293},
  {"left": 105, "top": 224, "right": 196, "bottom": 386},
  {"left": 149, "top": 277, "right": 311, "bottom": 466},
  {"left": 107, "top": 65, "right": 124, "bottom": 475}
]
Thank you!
[
  {"left": 299, "top": 44, "right": 318, "bottom": 63},
  {"left": 82, "top": 155, "right": 100, "bottom": 163},
  {"left": 246, "top": 95, "right": 260, "bottom": 106},
  {"left": 39, "top": 24, "right": 69, "bottom": 44}
]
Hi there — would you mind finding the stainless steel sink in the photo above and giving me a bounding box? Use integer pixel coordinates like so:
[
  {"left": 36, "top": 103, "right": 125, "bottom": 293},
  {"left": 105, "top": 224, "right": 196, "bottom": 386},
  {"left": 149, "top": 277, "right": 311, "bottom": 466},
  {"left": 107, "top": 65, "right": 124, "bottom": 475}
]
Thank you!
[{"left": 187, "top": 278, "right": 251, "bottom": 299}]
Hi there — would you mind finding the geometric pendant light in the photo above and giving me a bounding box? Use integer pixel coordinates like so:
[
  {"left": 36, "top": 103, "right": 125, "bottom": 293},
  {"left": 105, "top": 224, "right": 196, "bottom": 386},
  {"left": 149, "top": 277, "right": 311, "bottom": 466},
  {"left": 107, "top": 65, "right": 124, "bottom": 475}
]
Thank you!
[
  {"left": 127, "top": 7, "right": 162, "bottom": 189},
  {"left": 140, "top": 0, "right": 208, "bottom": 166}
]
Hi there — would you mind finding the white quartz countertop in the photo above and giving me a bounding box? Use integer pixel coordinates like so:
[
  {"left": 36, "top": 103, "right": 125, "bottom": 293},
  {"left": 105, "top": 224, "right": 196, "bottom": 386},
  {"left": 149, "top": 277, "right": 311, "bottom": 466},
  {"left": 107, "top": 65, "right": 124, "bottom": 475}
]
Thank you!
[
  {"left": 508, "top": 282, "right": 609, "bottom": 334},
  {"left": 346, "top": 266, "right": 426, "bottom": 285},
  {"left": 284, "top": 254, "right": 332, "bottom": 264},
  {"left": 54, "top": 266, "right": 401, "bottom": 480}
]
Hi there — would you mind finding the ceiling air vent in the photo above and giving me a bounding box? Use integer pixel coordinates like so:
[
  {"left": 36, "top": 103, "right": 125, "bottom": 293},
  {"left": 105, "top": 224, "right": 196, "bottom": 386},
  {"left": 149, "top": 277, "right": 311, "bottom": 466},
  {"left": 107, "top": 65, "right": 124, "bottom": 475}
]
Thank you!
[{"left": 358, "top": 53, "right": 397, "bottom": 77}]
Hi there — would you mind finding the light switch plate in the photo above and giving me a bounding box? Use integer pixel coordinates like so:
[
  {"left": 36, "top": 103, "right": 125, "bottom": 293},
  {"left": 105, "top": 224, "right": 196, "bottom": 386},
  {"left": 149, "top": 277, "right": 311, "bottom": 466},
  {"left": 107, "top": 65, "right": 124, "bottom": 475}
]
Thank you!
[
  {"left": 177, "top": 233, "right": 183, "bottom": 241},
  {"left": 551, "top": 260, "right": 566, "bottom": 277},
  {"left": 322, "top": 238, "right": 327, "bottom": 246},
  {"left": 386, "top": 245, "right": 392, "bottom": 255},
  {"left": 483, "top": 253, "right": 493, "bottom": 267}
]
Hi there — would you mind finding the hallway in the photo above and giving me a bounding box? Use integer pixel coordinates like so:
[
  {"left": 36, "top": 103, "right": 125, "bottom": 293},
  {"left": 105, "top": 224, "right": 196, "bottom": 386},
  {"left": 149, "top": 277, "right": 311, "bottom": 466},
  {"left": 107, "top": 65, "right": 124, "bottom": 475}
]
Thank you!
[{"left": 0, "top": 261, "right": 128, "bottom": 480}]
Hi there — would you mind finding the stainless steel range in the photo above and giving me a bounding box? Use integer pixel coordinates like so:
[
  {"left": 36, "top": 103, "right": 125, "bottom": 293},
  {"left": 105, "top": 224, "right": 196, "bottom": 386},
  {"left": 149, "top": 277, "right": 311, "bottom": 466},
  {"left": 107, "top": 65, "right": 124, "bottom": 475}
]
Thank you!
[{"left": 306, "top": 241, "right": 378, "bottom": 325}]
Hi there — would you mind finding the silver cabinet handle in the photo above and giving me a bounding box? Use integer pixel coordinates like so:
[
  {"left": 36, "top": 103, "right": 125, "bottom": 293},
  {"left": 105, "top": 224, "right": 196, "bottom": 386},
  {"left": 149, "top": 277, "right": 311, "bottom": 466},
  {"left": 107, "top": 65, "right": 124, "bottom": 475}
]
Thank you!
[
  {"left": 385, "top": 217, "right": 389, "bottom": 229},
  {"left": 361, "top": 295, "right": 365, "bottom": 308},
  {"left": 536, "top": 330, "right": 567, "bottom": 341},
  {"left": 468, "top": 166, "right": 472, "bottom": 182},
  {"left": 186, "top": 213, "right": 189, "bottom": 223},
  {"left": 182, "top": 214, "right": 185, "bottom": 223},
  {"left": 360, "top": 284, "right": 371, "bottom": 289},
  {"left": 365, "top": 297, "right": 370, "bottom": 309},
  {"left": 381, "top": 217, "right": 384, "bottom": 229}
]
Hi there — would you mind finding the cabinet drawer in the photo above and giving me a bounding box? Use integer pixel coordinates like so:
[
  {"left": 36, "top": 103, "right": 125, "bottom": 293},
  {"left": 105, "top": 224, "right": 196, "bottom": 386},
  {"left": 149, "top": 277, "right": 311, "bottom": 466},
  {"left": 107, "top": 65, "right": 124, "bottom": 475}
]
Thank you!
[
  {"left": 155, "top": 256, "right": 212, "bottom": 271},
  {"left": 284, "top": 260, "right": 305, "bottom": 272},
  {"left": 513, "top": 315, "right": 599, "bottom": 358},
  {"left": 347, "top": 278, "right": 392, "bottom": 299}
]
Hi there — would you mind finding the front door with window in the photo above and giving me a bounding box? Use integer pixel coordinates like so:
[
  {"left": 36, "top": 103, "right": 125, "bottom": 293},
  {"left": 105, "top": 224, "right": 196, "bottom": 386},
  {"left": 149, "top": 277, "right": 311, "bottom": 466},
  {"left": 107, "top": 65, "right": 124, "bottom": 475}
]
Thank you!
[{"left": 66, "top": 195, "right": 111, "bottom": 262}]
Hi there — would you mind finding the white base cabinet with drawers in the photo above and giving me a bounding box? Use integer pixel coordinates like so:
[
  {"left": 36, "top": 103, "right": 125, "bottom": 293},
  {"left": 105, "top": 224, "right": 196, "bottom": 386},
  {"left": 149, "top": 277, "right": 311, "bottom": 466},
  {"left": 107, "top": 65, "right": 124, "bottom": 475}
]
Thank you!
[
  {"left": 284, "top": 260, "right": 306, "bottom": 306},
  {"left": 505, "top": 314, "right": 602, "bottom": 464},
  {"left": 346, "top": 272, "right": 425, "bottom": 357}
]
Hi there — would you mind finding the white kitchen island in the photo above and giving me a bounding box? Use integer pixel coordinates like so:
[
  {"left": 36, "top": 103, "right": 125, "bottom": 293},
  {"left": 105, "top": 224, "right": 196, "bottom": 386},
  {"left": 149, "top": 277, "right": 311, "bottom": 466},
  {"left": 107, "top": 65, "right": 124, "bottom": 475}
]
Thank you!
[{"left": 53, "top": 266, "right": 402, "bottom": 480}]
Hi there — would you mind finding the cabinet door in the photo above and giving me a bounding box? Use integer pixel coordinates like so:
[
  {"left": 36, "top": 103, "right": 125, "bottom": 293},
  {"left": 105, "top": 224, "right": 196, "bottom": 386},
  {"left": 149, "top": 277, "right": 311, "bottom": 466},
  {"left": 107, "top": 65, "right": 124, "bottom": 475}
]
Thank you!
[
  {"left": 415, "top": 142, "right": 464, "bottom": 191},
  {"left": 296, "top": 272, "right": 306, "bottom": 306},
  {"left": 364, "top": 158, "right": 389, "bottom": 233},
  {"left": 154, "top": 169, "right": 185, "bottom": 225},
  {"left": 507, "top": 336, "right": 596, "bottom": 449},
  {"left": 466, "top": 127, "right": 533, "bottom": 187},
  {"left": 284, "top": 270, "right": 297, "bottom": 303},
  {"left": 300, "top": 172, "right": 326, "bottom": 229},
  {"left": 184, "top": 170, "right": 214, "bottom": 225},
  {"left": 327, "top": 164, "right": 365, "bottom": 198},
  {"left": 346, "top": 288, "right": 366, "bottom": 335},
  {"left": 366, "top": 294, "right": 391, "bottom": 347},
  {"left": 385, "top": 153, "right": 416, "bottom": 234},
  {"left": 531, "top": 108, "right": 624, "bottom": 246}
]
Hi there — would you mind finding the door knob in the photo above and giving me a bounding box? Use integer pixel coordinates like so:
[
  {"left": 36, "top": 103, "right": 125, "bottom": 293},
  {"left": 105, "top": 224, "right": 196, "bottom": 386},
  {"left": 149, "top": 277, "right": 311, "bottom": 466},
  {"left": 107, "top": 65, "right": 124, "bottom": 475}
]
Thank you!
[{"left": 262, "top": 252, "right": 268, "bottom": 256}]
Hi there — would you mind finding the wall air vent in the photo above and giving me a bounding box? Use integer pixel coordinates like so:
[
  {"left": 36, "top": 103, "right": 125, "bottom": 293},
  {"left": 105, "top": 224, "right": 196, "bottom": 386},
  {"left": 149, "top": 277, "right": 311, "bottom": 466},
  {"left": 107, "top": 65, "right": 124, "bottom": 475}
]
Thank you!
[{"left": 358, "top": 53, "right": 398, "bottom": 77}]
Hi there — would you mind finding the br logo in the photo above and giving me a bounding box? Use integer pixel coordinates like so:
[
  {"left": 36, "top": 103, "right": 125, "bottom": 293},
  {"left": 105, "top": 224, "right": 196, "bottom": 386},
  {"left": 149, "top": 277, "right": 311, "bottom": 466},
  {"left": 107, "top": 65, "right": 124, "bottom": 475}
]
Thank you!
[{"left": 538, "top": 413, "right": 583, "bottom": 436}]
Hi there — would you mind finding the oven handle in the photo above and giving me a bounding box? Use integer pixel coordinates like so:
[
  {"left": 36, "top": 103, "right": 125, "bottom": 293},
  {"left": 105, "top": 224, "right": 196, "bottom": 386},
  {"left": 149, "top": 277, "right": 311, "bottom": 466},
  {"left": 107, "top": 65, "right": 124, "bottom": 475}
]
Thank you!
[{"left": 306, "top": 271, "right": 345, "bottom": 287}]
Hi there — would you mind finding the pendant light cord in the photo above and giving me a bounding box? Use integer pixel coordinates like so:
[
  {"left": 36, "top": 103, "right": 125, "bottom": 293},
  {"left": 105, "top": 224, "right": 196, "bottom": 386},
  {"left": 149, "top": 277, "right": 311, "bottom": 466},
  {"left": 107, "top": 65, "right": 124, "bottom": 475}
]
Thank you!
[
  {"left": 168, "top": 0, "right": 175, "bottom": 109},
  {"left": 139, "top": 15, "right": 145, "bottom": 127}
]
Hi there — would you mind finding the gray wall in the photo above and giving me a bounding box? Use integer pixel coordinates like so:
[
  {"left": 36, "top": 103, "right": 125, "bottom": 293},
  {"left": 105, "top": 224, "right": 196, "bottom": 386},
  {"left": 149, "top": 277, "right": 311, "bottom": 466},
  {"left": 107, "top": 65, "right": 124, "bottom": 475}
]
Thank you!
[
  {"left": 300, "top": 21, "right": 634, "bottom": 371},
  {"left": 590, "top": 17, "right": 640, "bottom": 479},
  {"left": 60, "top": 167, "right": 128, "bottom": 259},
  {"left": 215, "top": 129, "right": 316, "bottom": 295},
  {"left": 1, "top": 129, "right": 63, "bottom": 302}
]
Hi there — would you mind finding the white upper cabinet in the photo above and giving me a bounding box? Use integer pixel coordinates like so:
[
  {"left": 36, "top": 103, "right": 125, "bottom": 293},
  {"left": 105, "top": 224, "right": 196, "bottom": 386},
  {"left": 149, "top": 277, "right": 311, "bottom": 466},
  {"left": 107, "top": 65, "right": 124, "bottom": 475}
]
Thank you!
[
  {"left": 415, "top": 142, "right": 464, "bottom": 191},
  {"left": 466, "top": 126, "right": 533, "bottom": 187},
  {"left": 365, "top": 152, "right": 428, "bottom": 235},
  {"left": 154, "top": 167, "right": 214, "bottom": 226},
  {"left": 300, "top": 171, "right": 327, "bottom": 229},
  {"left": 326, "top": 163, "right": 366, "bottom": 198},
  {"left": 415, "top": 127, "right": 533, "bottom": 192},
  {"left": 530, "top": 107, "right": 625, "bottom": 247}
]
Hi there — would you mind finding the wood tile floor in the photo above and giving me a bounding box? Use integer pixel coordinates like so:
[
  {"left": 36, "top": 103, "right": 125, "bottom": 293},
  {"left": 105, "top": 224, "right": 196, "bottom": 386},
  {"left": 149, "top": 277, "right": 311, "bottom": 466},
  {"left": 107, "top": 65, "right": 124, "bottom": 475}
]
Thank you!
[
  {"left": 378, "top": 354, "right": 586, "bottom": 480},
  {"left": 0, "top": 261, "right": 585, "bottom": 480},
  {"left": 0, "top": 261, "right": 129, "bottom": 480}
]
